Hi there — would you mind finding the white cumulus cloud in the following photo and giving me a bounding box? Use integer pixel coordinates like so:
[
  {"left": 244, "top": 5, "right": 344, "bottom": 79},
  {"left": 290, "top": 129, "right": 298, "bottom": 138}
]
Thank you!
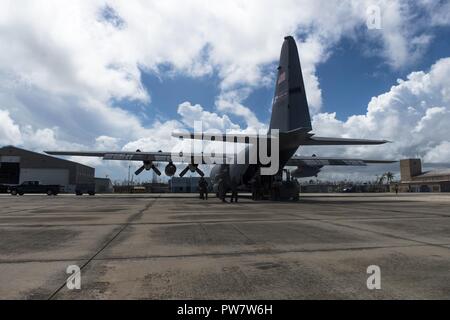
[
  {"left": 0, "top": 109, "right": 22, "bottom": 145},
  {"left": 304, "top": 57, "right": 450, "bottom": 166}
]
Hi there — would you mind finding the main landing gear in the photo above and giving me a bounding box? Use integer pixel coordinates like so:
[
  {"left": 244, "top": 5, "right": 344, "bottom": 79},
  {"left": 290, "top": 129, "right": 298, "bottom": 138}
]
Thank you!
[{"left": 253, "top": 170, "right": 300, "bottom": 201}]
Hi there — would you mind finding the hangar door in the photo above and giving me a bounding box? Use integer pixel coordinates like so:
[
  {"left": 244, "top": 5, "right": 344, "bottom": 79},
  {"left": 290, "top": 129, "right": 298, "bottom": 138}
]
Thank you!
[
  {"left": 19, "top": 168, "right": 69, "bottom": 186},
  {"left": 0, "top": 162, "right": 20, "bottom": 184}
]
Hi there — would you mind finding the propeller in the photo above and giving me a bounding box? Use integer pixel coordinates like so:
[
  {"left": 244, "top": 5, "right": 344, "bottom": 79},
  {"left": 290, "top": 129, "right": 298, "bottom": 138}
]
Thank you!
[
  {"left": 135, "top": 161, "right": 161, "bottom": 176},
  {"left": 179, "top": 166, "right": 190, "bottom": 177},
  {"left": 195, "top": 166, "right": 205, "bottom": 177},
  {"left": 179, "top": 164, "right": 204, "bottom": 177},
  {"left": 151, "top": 164, "right": 162, "bottom": 176},
  {"left": 134, "top": 149, "right": 161, "bottom": 176},
  {"left": 135, "top": 165, "right": 146, "bottom": 175}
]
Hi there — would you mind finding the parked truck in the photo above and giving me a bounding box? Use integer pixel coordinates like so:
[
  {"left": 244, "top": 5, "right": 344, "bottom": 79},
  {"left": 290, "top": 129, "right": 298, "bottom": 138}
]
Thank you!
[
  {"left": 10, "top": 181, "right": 60, "bottom": 196},
  {"left": 75, "top": 183, "right": 96, "bottom": 196},
  {"left": 0, "top": 184, "right": 10, "bottom": 194}
]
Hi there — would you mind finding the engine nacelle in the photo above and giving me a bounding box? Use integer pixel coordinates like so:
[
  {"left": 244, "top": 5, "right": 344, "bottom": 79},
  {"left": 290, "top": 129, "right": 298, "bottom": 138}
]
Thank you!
[
  {"left": 291, "top": 165, "right": 322, "bottom": 178},
  {"left": 164, "top": 162, "right": 176, "bottom": 176},
  {"left": 144, "top": 161, "right": 153, "bottom": 170}
]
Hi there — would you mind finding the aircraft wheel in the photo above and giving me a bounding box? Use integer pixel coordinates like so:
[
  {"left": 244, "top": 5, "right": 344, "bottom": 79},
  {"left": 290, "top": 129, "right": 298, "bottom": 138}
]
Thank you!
[{"left": 11, "top": 190, "right": 17, "bottom": 196}]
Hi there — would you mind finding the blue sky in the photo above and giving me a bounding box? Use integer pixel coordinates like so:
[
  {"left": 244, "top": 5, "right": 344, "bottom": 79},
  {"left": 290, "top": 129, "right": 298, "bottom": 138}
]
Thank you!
[
  {"left": 319, "top": 27, "right": 450, "bottom": 119},
  {"left": 140, "top": 71, "right": 221, "bottom": 125}
]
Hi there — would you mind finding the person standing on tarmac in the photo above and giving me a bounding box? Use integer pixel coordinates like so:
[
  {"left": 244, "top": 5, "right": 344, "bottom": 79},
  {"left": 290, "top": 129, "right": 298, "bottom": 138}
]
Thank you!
[
  {"left": 198, "top": 177, "right": 205, "bottom": 200},
  {"left": 203, "top": 178, "right": 209, "bottom": 200},
  {"left": 198, "top": 177, "right": 208, "bottom": 200},
  {"left": 251, "top": 178, "right": 258, "bottom": 200},
  {"left": 218, "top": 178, "right": 227, "bottom": 203},
  {"left": 272, "top": 178, "right": 282, "bottom": 201},
  {"left": 230, "top": 178, "right": 238, "bottom": 203}
]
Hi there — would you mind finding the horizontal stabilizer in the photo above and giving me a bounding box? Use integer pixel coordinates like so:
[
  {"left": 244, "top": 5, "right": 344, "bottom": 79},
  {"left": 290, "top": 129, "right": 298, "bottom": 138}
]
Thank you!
[
  {"left": 286, "top": 156, "right": 396, "bottom": 167},
  {"left": 172, "top": 127, "right": 312, "bottom": 145},
  {"left": 303, "top": 136, "right": 389, "bottom": 145},
  {"left": 172, "top": 131, "right": 388, "bottom": 146}
]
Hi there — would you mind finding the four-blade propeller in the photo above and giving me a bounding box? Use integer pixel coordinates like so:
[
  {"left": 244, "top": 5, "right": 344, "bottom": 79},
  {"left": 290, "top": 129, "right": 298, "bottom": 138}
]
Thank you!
[
  {"left": 179, "top": 164, "right": 204, "bottom": 177},
  {"left": 134, "top": 149, "right": 162, "bottom": 176},
  {"left": 134, "top": 161, "right": 162, "bottom": 176},
  {"left": 133, "top": 150, "right": 203, "bottom": 177}
]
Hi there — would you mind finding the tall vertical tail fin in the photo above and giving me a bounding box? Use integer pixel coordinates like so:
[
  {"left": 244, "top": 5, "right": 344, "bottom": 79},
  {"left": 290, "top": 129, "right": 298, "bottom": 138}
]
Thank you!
[{"left": 269, "top": 36, "right": 312, "bottom": 133}]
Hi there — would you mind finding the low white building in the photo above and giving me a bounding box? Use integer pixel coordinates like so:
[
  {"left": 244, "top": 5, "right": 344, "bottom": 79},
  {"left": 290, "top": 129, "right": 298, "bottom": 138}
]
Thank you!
[
  {"left": 95, "top": 177, "right": 114, "bottom": 193},
  {"left": 169, "top": 177, "right": 212, "bottom": 193}
]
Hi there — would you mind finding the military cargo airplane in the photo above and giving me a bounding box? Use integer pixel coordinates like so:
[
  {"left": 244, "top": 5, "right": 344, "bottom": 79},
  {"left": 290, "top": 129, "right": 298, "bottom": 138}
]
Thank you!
[{"left": 46, "top": 36, "right": 394, "bottom": 200}]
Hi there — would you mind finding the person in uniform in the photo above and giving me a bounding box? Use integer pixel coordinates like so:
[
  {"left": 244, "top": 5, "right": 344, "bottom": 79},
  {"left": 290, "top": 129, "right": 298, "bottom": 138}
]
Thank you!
[
  {"left": 199, "top": 177, "right": 208, "bottom": 200},
  {"left": 230, "top": 178, "right": 238, "bottom": 203},
  {"left": 198, "top": 177, "right": 205, "bottom": 199},
  {"left": 272, "top": 177, "right": 282, "bottom": 201},
  {"left": 218, "top": 178, "right": 227, "bottom": 202},
  {"left": 251, "top": 178, "right": 258, "bottom": 200}
]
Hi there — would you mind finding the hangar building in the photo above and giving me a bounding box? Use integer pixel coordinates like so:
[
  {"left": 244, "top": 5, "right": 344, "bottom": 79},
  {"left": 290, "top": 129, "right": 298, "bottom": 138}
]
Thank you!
[
  {"left": 0, "top": 145, "right": 94, "bottom": 192},
  {"left": 398, "top": 158, "right": 450, "bottom": 192}
]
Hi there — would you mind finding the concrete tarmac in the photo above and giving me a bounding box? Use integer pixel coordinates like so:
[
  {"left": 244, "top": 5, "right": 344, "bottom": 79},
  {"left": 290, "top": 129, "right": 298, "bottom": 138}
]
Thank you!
[{"left": 0, "top": 193, "right": 449, "bottom": 299}]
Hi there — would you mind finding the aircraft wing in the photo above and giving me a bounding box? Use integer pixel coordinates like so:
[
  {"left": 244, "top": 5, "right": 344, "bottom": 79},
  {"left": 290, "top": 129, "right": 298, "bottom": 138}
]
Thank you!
[
  {"left": 45, "top": 150, "right": 173, "bottom": 161},
  {"left": 44, "top": 150, "right": 231, "bottom": 164},
  {"left": 172, "top": 131, "right": 264, "bottom": 143},
  {"left": 45, "top": 150, "right": 236, "bottom": 177},
  {"left": 286, "top": 156, "right": 396, "bottom": 167}
]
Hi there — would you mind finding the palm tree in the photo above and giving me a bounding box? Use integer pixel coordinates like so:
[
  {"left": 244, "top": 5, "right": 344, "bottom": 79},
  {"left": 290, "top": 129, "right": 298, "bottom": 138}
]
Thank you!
[
  {"left": 375, "top": 174, "right": 383, "bottom": 188},
  {"left": 385, "top": 171, "right": 394, "bottom": 184},
  {"left": 378, "top": 173, "right": 386, "bottom": 185}
]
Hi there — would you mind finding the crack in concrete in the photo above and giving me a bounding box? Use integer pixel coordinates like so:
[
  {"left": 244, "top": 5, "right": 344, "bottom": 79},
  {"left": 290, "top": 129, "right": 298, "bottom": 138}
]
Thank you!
[{"left": 46, "top": 196, "right": 159, "bottom": 300}]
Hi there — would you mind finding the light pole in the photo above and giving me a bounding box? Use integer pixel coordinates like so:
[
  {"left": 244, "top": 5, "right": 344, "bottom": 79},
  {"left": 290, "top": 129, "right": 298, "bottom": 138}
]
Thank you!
[{"left": 128, "top": 164, "right": 131, "bottom": 186}]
